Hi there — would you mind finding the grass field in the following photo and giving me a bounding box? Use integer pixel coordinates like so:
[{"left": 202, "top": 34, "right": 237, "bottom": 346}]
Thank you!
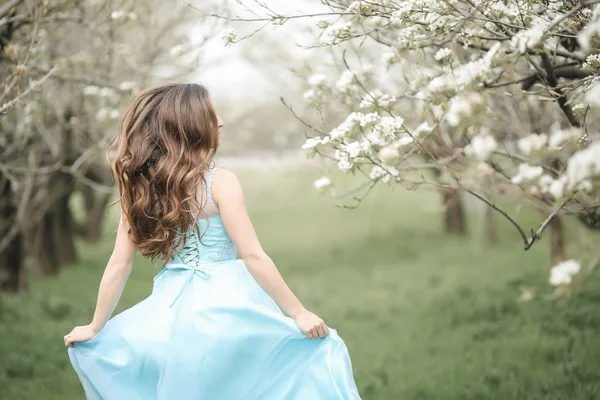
[{"left": 1, "top": 167, "right": 600, "bottom": 400}]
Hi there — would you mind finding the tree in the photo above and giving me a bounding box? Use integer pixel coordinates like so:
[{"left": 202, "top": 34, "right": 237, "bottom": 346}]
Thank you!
[
  {"left": 205, "top": 0, "right": 600, "bottom": 281},
  {"left": 0, "top": 0, "right": 223, "bottom": 293}
]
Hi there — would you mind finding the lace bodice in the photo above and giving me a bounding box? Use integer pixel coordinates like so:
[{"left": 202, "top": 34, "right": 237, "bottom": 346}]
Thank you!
[{"left": 169, "top": 168, "right": 237, "bottom": 264}]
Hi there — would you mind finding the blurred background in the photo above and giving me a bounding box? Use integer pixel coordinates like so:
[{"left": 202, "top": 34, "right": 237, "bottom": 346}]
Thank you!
[{"left": 1, "top": 1, "right": 600, "bottom": 399}]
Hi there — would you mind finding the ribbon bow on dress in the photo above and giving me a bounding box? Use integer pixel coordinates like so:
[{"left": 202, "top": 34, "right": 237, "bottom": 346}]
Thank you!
[{"left": 153, "top": 263, "right": 214, "bottom": 308}]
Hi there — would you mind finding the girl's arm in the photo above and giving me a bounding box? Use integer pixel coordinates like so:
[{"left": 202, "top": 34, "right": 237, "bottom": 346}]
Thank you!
[
  {"left": 64, "top": 210, "right": 137, "bottom": 347},
  {"left": 212, "top": 169, "right": 329, "bottom": 340}
]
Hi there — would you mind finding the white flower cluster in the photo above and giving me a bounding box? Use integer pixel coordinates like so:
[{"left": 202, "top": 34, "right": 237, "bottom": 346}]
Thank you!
[
  {"left": 548, "top": 125, "right": 581, "bottom": 149},
  {"left": 583, "top": 54, "right": 600, "bottom": 69},
  {"left": 302, "top": 111, "right": 414, "bottom": 175},
  {"left": 427, "top": 43, "right": 500, "bottom": 95},
  {"left": 390, "top": 0, "right": 450, "bottom": 28},
  {"left": 572, "top": 103, "right": 587, "bottom": 116},
  {"left": 433, "top": 48, "right": 453, "bottom": 61},
  {"left": 82, "top": 86, "right": 117, "bottom": 98},
  {"left": 118, "top": 81, "right": 136, "bottom": 91},
  {"left": 512, "top": 140, "right": 598, "bottom": 199},
  {"left": 303, "top": 74, "right": 330, "bottom": 103},
  {"left": 584, "top": 83, "right": 600, "bottom": 108},
  {"left": 96, "top": 108, "right": 120, "bottom": 121},
  {"left": 565, "top": 141, "right": 600, "bottom": 186},
  {"left": 549, "top": 259, "right": 581, "bottom": 287},
  {"left": 578, "top": 5, "right": 600, "bottom": 51},
  {"left": 322, "top": 22, "right": 353, "bottom": 45},
  {"left": 510, "top": 19, "right": 549, "bottom": 54},
  {"left": 314, "top": 176, "right": 332, "bottom": 190},
  {"left": 511, "top": 163, "right": 543, "bottom": 185},
  {"left": 346, "top": 1, "right": 373, "bottom": 16},
  {"left": 170, "top": 45, "right": 185, "bottom": 57},
  {"left": 111, "top": 10, "right": 137, "bottom": 20},
  {"left": 446, "top": 92, "right": 484, "bottom": 126},
  {"left": 359, "top": 90, "right": 396, "bottom": 109},
  {"left": 517, "top": 134, "right": 547, "bottom": 156},
  {"left": 369, "top": 165, "right": 399, "bottom": 183},
  {"left": 464, "top": 132, "right": 498, "bottom": 161}
]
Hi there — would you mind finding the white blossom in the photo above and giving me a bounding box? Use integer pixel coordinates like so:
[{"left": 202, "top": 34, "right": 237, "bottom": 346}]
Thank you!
[
  {"left": 577, "top": 6, "right": 600, "bottom": 51},
  {"left": 510, "top": 19, "right": 549, "bottom": 53},
  {"left": 566, "top": 141, "right": 600, "bottom": 185},
  {"left": 118, "top": 81, "right": 135, "bottom": 91},
  {"left": 538, "top": 174, "right": 554, "bottom": 193},
  {"left": 572, "top": 103, "right": 587, "bottom": 116},
  {"left": 511, "top": 163, "right": 544, "bottom": 185},
  {"left": 583, "top": 54, "right": 600, "bottom": 69},
  {"left": 433, "top": 47, "right": 453, "bottom": 61},
  {"left": 414, "top": 122, "right": 434, "bottom": 136},
  {"left": 336, "top": 70, "right": 355, "bottom": 92},
  {"left": 111, "top": 10, "right": 126, "bottom": 19},
  {"left": 336, "top": 151, "right": 354, "bottom": 171},
  {"left": 369, "top": 165, "right": 399, "bottom": 183},
  {"left": 170, "top": 45, "right": 185, "bottom": 57},
  {"left": 109, "top": 109, "right": 120, "bottom": 119},
  {"left": 548, "top": 125, "right": 580, "bottom": 149},
  {"left": 303, "top": 89, "right": 317, "bottom": 102},
  {"left": 323, "top": 22, "right": 353, "bottom": 45},
  {"left": 585, "top": 83, "right": 600, "bottom": 108},
  {"left": 83, "top": 86, "right": 99, "bottom": 96},
  {"left": 373, "top": 116, "right": 405, "bottom": 138},
  {"left": 517, "top": 134, "right": 548, "bottom": 156},
  {"left": 359, "top": 90, "right": 396, "bottom": 108},
  {"left": 96, "top": 108, "right": 109, "bottom": 120},
  {"left": 346, "top": 1, "right": 372, "bottom": 16},
  {"left": 99, "top": 87, "right": 115, "bottom": 98},
  {"left": 314, "top": 176, "right": 332, "bottom": 190},
  {"left": 549, "top": 259, "right": 581, "bottom": 286},
  {"left": 342, "top": 141, "right": 362, "bottom": 158},
  {"left": 379, "top": 145, "right": 399, "bottom": 161},
  {"left": 427, "top": 43, "right": 500, "bottom": 94},
  {"left": 359, "top": 112, "right": 380, "bottom": 127},
  {"left": 302, "top": 137, "right": 322, "bottom": 150},
  {"left": 464, "top": 133, "right": 497, "bottom": 161},
  {"left": 308, "top": 74, "right": 327, "bottom": 87},
  {"left": 446, "top": 92, "right": 483, "bottom": 126},
  {"left": 549, "top": 176, "right": 567, "bottom": 199}
]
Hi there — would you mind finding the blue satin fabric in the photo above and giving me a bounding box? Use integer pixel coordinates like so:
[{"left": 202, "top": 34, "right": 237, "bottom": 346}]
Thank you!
[{"left": 67, "top": 216, "right": 361, "bottom": 399}]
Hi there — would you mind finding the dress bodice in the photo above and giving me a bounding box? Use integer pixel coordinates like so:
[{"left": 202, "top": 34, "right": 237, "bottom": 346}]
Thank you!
[
  {"left": 169, "top": 215, "right": 237, "bottom": 264},
  {"left": 168, "top": 167, "right": 237, "bottom": 265}
]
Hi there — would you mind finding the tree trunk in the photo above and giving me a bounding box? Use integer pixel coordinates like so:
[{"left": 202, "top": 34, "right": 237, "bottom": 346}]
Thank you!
[
  {"left": 32, "top": 171, "right": 78, "bottom": 276},
  {"left": 79, "top": 165, "right": 111, "bottom": 242},
  {"left": 484, "top": 201, "right": 498, "bottom": 246},
  {"left": 0, "top": 176, "right": 24, "bottom": 291},
  {"left": 549, "top": 216, "right": 566, "bottom": 267},
  {"left": 442, "top": 186, "right": 467, "bottom": 235},
  {"left": 54, "top": 183, "right": 78, "bottom": 266}
]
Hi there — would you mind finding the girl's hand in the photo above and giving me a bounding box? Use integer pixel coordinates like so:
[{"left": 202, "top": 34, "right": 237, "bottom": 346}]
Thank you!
[
  {"left": 64, "top": 325, "right": 98, "bottom": 348},
  {"left": 293, "top": 310, "right": 329, "bottom": 339}
]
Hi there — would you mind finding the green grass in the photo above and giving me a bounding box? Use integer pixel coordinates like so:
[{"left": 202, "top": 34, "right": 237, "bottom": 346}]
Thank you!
[{"left": 1, "top": 167, "right": 600, "bottom": 400}]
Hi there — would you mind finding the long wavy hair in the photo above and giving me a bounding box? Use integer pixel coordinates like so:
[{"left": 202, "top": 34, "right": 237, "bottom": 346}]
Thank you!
[{"left": 107, "top": 83, "right": 219, "bottom": 265}]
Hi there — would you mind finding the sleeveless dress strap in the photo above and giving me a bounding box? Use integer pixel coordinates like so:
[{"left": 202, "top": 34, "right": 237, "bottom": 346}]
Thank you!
[{"left": 206, "top": 167, "right": 219, "bottom": 206}]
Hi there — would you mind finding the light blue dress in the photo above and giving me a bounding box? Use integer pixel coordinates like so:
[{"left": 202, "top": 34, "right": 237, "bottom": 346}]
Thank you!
[{"left": 68, "top": 168, "right": 361, "bottom": 399}]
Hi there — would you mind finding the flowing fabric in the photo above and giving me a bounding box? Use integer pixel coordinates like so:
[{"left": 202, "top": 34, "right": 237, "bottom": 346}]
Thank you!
[{"left": 67, "top": 168, "right": 361, "bottom": 399}]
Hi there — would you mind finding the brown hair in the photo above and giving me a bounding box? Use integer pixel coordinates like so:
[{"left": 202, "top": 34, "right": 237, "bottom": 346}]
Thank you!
[{"left": 107, "top": 83, "right": 219, "bottom": 265}]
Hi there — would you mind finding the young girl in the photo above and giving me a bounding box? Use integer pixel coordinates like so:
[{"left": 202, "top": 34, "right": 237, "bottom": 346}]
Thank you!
[{"left": 64, "top": 83, "right": 361, "bottom": 399}]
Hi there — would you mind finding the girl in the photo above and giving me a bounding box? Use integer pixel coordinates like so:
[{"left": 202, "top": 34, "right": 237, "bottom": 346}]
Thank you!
[{"left": 64, "top": 83, "right": 361, "bottom": 399}]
